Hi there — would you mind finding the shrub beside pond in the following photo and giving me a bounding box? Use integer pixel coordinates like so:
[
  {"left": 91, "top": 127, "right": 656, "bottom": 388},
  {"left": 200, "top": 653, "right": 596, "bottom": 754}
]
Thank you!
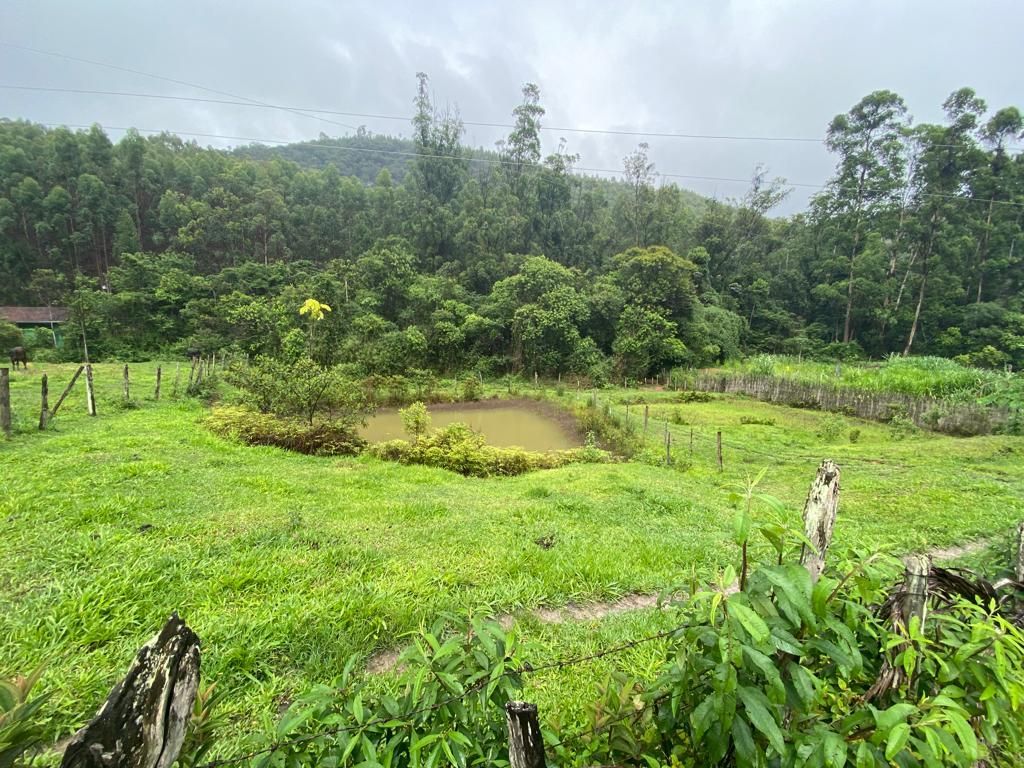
[
  {"left": 206, "top": 406, "right": 366, "bottom": 456},
  {"left": 368, "top": 422, "right": 610, "bottom": 477}
]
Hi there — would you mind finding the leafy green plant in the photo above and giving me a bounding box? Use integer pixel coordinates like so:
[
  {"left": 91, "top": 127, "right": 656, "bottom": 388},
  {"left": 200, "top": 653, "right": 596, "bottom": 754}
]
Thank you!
[
  {"left": 261, "top": 616, "right": 524, "bottom": 768},
  {"left": 888, "top": 413, "right": 918, "bottom": 440},
  {"left": 848, "top": 428, "right": 861, "bottom": 443},
  {"left": 206, "top": 406, "right": 366, "bottom": 456},
  {"left": 0, "top": 667, "right": 50, "bottom": 768},
  {"left": 739, "top": 415, "right": 776, "bottom": 426},
  {"left": 399, "top": 401, "right": 431, "bottom": 441},
  {"left": 460, "top": 376, "right": 483, "bottom": 402},
  {"left": 369, "top": 423, "right": 608, "bottom": 477},
  {"left": 817, "top": 412, "right": 847, "bottom": 441}
]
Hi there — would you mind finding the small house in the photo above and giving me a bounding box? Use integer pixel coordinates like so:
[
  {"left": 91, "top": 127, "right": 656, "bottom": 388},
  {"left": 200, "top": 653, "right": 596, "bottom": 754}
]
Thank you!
[{"left": 0, "top": 306, "right": 71, "bottom": 348}]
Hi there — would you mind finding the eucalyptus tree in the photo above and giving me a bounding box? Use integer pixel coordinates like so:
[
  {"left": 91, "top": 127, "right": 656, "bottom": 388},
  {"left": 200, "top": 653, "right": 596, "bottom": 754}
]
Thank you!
[{"left": 817, "top": 91, "right": 909, "bottom": 343}]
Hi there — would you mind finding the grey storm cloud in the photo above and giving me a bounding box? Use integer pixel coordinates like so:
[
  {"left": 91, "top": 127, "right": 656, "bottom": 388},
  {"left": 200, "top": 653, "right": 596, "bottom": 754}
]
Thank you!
[{"left": 2, "top": 0, "right": 1021, "bottom": 214}]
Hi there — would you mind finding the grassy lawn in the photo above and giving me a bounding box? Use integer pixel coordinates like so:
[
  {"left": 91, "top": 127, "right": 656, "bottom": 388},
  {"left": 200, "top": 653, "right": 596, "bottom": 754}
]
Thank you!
[{"left": 1, "top": 363, "right": 1022, "bottom": 756}]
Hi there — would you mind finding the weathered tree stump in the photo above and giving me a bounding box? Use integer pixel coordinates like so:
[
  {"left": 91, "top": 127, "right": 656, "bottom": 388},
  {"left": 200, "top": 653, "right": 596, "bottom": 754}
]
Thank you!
[
  {"left": 505, "top": 701, "right": 546, "bottom": 768},
  {"left": 61, "top": 614, "right": 200, "bottom": 768},
  {"left": 798, "top": 459, "right": 841, "bottom": 583}
]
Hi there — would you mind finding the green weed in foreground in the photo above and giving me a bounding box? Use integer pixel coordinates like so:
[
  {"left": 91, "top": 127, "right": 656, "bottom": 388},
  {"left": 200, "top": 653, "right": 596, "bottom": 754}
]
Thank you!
[{"left": 0, "top": 365, "right": 1022, "bottom": 759}]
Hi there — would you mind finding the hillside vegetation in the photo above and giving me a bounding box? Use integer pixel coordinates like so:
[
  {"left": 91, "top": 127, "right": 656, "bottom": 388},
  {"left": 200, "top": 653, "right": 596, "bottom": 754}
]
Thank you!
[{"left": 1, "top": 79, "right": 1021, "bottom": 377}]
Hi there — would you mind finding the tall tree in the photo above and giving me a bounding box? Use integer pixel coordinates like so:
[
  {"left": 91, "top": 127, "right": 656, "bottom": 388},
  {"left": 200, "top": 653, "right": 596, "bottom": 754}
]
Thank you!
[{"left": 818, "top": 91, "right": 908, "bottom": 343}]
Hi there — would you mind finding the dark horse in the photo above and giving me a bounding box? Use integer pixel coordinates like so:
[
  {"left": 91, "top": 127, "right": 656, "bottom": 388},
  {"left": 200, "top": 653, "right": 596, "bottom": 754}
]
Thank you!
[{"left": 8, "top": 346, "right": 28, "bottom": 369}]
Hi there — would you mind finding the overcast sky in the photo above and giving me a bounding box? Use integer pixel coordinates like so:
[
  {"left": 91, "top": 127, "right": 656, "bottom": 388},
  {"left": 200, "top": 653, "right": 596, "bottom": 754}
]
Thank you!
[{"left": 2, "top": 0, "right": 1021, "bottom": 214}]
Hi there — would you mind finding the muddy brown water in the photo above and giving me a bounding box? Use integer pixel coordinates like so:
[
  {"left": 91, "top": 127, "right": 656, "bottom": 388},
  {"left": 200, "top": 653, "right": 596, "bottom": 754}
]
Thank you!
[{"left": 360, "top": 400, "right": 581, "bottom": 452}]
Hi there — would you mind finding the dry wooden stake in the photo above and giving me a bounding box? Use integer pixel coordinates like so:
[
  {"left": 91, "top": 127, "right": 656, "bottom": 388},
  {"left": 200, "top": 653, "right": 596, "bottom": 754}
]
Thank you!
[
  {"left": 689, "top": 426, "right": 694, "bottom": 454},
  {"left": 797, "top": 459, "right": 841, "bottom": 583},
  {"left": 38, "top": 373, "right": 49, "bottom": 430},
  {"left": 716, "top": 430, "right": 723, "bottom": 472},
  {"left": 505, "top": 702, "right": 546, "bottom": 768},
  {"left": 85, "top": 364, "right": 96, "bottom": 416},
  {"left": 643, "top": 404, "right": 649, "bottom": 435},
  {"left": 123, "top": 364, "right": 130, "bottom": 401},
  {"left": 154, "top": 366, "right": 162, "bottom": 400},
  {"left": 0, "top": 367, "right": 10, "bottom": 437},
  {"left": 51, "top": 365, "right": 84, "bottom": 418}
]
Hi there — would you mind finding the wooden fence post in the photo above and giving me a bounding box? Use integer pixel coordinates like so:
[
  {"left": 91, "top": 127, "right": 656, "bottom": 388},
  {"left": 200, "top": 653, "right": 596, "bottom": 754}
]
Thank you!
[
  {"left": 123, "top": 364, "right": 130, "bottom": 401},
  {"left": 154, "top": 366, "right": 162, "bottom": 401},
  {"left": 899, "top": 554, "right": 930, "bottom": 631},
  {"left": 534, "top": 371, "right": 538, "bottom": 388},
  {"left": 187, "top": 359, "right": 196, "bottom": 392},
  {"left": 51, "top": 365, "right": 85, "bottom": 418},
  {"left": 505, "top": 701, "right": 546, "bottom": 768},
  {"left": 643, "top": 404, "right": 649, "bottom": 436},
  {"left": 61, "top": 614, "right": 200, "bottom": 768},
  {"left": 172, "top": 363, "right": 181, "bottom": 398},
  {"left": 85, "top": 364, "right": 97, "bottom": 416},
  {"left": 0, "top": 368, "right": 10, "bottom": 437},
  {"left": 1017, "top": 521, "right": 1024, "bottom": 583},
  {"left": 39, "top": 374, "right": 49, "bottom": 430},
  {"left": 798, "top": 460, "right": 841, "bottom": 583},
  {"left": 716, "top": 431, "right": 723, "bottom": 472},
  {"left": 664, "top": 422, "right": 671, "bottom": 466}
]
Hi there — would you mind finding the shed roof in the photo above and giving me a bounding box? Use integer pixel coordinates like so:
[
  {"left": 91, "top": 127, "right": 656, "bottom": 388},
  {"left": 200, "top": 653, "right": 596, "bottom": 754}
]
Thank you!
[{"left": 0, "top": 306, "right": 70, "bottom": 324}]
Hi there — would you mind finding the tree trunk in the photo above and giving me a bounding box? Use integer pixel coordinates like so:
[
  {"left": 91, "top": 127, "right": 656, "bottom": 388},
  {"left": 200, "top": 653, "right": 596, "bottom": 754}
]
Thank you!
[
  {"left": 799, "top": 460, "right": 841, "bottom": 583},
  {"left": 61, "top": 614, "right": 200, "bottom": 768}
]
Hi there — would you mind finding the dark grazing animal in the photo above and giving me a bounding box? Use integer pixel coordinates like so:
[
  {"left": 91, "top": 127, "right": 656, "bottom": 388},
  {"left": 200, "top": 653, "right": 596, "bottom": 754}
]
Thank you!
[
  {"left": 8, "top": 346, "right": 27, "bottom": 369},
  {"left": 186, "top": 347, "right": 201, "bottom": 362}
]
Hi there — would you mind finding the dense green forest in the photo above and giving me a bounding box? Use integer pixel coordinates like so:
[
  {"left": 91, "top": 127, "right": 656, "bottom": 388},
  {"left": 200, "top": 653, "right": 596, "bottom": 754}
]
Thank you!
[{"left": 1, "top": 76, "right": 1022, "bottom": 378}]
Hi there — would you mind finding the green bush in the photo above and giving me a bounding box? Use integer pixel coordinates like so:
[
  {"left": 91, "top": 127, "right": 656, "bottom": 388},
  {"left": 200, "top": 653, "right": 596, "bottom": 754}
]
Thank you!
[
  {"left": 369, "top": 422, "right": 609, "bottom": 477},
  {"left": 575, "top": 402, "right": 642, "bottom": 457},
  {"left": 848, "top": 427, "right": 861, "bottom": 443},
  {"left": 0, "top": 319, "right": 23, "bottom": 350},
  {"left": 677, "top": 390, "right": 713, "bottom": 403},
  {"left": 460, "top": 375, "right": 483, "bottom": 401},
  {"left": 206, "top": 406, "right": 366, "bottom": 456},
  {"left": 888, "top": 413, "right": 918, "bottom": 440},
  {"left": 399, "top": 400, "right": 431, "bottom": 440},
  {"left": 739, "top": 415, "right": 776, "bottom": 426},
  {"left": 816, "top": 412, "right": 847, "bottom": 441}
]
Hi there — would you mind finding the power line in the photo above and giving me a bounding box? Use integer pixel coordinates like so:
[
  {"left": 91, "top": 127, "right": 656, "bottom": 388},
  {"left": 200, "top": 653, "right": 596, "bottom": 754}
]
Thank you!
[
  {"left": 0, "top": 42, "right": 358, "bottom": 132},
  {"left": 33, "top": 121, "right": 1024, "bottom": 209},
  {"left": 6, "top": 83, "right": 1022, "bottom": 154}
]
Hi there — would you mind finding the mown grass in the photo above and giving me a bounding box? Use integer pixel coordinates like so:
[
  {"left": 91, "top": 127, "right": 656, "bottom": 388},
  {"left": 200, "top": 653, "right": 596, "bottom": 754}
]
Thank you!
[{"left": 1, "top": 363, "right": 1022, "bottom": 758}]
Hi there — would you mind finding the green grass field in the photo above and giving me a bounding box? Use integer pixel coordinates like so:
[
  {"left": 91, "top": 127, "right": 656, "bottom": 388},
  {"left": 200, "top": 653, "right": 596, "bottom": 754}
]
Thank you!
[{"left": 2, "top": 362, "right": 1022, "bottom": 757}]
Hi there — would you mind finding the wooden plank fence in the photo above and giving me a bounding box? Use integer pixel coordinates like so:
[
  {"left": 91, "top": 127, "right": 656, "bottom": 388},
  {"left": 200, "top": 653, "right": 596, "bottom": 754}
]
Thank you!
[{"left": 686, "top": 371, "right": 1012, "bottom": 433}]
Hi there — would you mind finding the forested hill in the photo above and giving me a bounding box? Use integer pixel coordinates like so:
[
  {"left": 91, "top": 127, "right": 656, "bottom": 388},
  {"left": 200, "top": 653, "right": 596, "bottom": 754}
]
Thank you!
[
  {"left": 233, "top": 132, "right": 417, "bottom": 184},
  {"left": 0, "top": 79, "right": 1021, "bottom": 376},
  {"left": 232, "top": 132, "right": 709, "bottom": 214}
]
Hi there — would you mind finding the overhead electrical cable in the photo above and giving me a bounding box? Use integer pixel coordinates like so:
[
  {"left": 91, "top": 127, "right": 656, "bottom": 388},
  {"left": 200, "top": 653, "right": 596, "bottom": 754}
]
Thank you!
[{"left": 0, "top": 42, "right": 358, "bottom": 131}]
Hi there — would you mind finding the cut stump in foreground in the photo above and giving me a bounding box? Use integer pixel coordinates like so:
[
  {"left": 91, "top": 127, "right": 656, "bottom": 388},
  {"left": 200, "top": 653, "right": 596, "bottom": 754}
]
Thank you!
[
  {"left": 61, "top": 614, "right": 200, "bottom": 768},
  {"left": 799, "top": 459, "right": 841, "bottom": 583}
]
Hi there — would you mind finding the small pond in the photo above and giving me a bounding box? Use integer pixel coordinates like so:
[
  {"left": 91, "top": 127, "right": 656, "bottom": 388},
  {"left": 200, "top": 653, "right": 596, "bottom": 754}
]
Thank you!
[{"left": 360, "top": 400, "right": 581, "bottom": 452}]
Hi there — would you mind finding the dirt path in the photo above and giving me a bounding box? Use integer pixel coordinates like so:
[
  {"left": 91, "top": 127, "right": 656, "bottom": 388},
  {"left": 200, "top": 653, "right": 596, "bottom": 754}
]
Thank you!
[{"left": 365, "top": 535, "right": 997, "bottom": 673}]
